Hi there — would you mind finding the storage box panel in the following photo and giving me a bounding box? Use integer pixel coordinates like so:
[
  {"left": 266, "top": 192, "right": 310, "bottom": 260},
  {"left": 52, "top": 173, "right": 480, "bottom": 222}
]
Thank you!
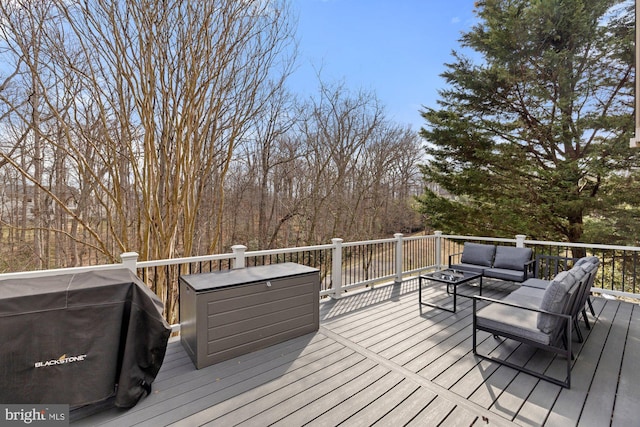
[
  {"left": 206, "top": 316, "right": 318, "bottom": 363},
  {"left": 205, "top": 281, "right": 313, "bottom": 313},
  {"left": 179, "top": 263, "right": 320, "bottom": 369},
  {"left": 207, "top": 293, "right": 312, "bottom": 328},
  {"left": 207, "top": 303, "right": 315, "bottom": 340}
]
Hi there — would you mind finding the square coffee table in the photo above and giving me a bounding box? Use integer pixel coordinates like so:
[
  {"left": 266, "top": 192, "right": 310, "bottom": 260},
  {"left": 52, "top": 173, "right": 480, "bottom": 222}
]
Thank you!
[{"left": 418, "top": 269, "right": 483, "bottom": 313}]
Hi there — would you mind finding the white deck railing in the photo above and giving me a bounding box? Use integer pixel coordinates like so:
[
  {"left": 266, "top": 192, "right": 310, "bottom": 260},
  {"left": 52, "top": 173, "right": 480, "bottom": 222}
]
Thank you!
[{"left": 2, "top": 232, "right": 639, "bottom": 332}]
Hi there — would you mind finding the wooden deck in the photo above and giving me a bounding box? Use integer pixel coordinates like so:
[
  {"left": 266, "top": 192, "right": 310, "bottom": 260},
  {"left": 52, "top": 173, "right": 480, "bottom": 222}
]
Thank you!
[{"left": 72, "top": 278, "right": 640, "bottom": 426}]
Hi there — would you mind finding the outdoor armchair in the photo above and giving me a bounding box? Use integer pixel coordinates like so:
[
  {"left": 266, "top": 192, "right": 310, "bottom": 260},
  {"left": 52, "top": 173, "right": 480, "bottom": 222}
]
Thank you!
[{"left": 472, "top": 269, "right": 587, "bottom": 388}]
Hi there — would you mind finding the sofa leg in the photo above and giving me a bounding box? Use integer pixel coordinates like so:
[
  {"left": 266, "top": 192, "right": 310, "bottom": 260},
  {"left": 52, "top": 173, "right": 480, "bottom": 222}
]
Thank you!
[
  {"left": 561, "top": 335, "right": 575, "bottom": 360},
  {"left": 582, "top": 308, "right": 591, "bottom": 330},
  {"left": 573, "top": 318, "right": 583, "bottom": 343}
]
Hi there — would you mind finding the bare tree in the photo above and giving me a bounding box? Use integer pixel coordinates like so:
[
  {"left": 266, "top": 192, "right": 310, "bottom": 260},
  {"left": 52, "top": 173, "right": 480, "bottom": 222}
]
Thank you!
[
  {"left": 0, "top": 0, "right": 296, "bottom": 322},
  {"left": 0, "top": 0, "right": 425, "bottom": 324},
  {"left": 296, "top": 82, "right": 385, "bottom": 243}
]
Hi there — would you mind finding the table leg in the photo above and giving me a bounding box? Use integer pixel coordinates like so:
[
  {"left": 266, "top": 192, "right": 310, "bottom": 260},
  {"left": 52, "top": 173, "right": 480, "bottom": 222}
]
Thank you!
[{"left": 419, "top": 276, "right": 457, "bottom": 313}]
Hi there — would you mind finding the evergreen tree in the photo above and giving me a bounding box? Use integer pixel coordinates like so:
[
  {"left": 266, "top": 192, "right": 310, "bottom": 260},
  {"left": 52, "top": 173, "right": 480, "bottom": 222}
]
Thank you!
[{"left": 417, "top": 0, "right": 638, "bottom": 243}]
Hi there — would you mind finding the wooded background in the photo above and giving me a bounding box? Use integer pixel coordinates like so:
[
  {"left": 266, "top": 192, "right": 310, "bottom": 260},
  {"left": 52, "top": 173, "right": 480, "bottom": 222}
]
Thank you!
[{"left": 0, "top": 0, "right": 424, "bottom": 274}]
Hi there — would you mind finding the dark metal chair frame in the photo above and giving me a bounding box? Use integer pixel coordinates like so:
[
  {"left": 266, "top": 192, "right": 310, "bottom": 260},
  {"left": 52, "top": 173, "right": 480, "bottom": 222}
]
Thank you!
[{"left": 471, "top": 272, "right": 589, "bottom": 389}]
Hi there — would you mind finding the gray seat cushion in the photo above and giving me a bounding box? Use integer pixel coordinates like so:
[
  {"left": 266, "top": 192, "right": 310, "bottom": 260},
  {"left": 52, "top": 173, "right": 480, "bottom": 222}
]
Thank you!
[
  {"left": 460, "top": 243, "right": 495, "bottom": 267},
  {"left": 522, "top": 278, "right": 550, "bottom": 289},
  {"left": 449, "top": 263, "right": 485, "bottom": 274},
  {"left": 493, "top": 246, "right": 533, "bottom": 271},
  {"left": 537, "top": 271, "right": 577, "bottom": 333},
  {"left": 484, "top": 267, "right": 526, "bottom": 282},
  {"left": 476, "top": 303, "right": 552, "bottom": 345},
  {"left": 505, "top": 286, "right": 546, "bottom": 303}
]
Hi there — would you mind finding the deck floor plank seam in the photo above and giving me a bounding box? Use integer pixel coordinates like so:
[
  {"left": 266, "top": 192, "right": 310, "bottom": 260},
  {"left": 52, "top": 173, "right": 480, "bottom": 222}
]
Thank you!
[
  {"left": 130, "top": 340, "right": 352, "bottom": 427},
  {"left": 149, "top": 333, "right": 331, "bottom": 393},
  {"left": 416, "top": 331, "right": 495, "bottom": 381},
  {"left": 611, "top": 303, "right": 640, "bottom": 426},
  {"left": 404, "top": 396, "right": 465, "bottom": 426},
  {"left": 543, "top": 299, "right": 618, "bottom": 426},
  {"left": 319, "top": 326, "right": 518, "bottom": 427},
  {"left": 75, "top": 334, "right": 337, "bottom": 426},
  {"left": 266, "top": 363, "right": 391, "bottom": 426},
  {"left": 341, "top": 379, "right": 422, "bottom": 427},
  {"left": 177, "top": 349, "right": 369, "bottom": 427},
  {"left": 240, "top": 358, "right": 382, "bottom": 427},
  {"left": 370, "top": 386, "right": 439, "bottom": 426},
  {"left": 577, "top": 300, "right": 632, "bottom": 427},
  {"left": 304, "top": 372, "right": 407, "bottom": 427},
  {"left": 502, "top": 298, "right": 603, "bottom": 426}
]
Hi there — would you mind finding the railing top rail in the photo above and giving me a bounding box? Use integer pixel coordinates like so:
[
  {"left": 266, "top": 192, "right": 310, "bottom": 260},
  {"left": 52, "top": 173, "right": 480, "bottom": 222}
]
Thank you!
[
  {"left": 441, "top": 234, "right": 640, "bottom": 252},
  {"left": 137, "top": 253, "right": 234, "bottom": 268},
  {"left": 342, "top": 237, "right": 396, "bottom": 247},
  {"left": 524, "top": 239, "right": 640, "bottom": 252},
  {"left": 243, "top": 244, "right": 334, "bottom": 258},
  {"left": 442, "top": 235, "right": 517, "bottom": 244},
  {"left": 403, "top": 234, "right": 437, "bottom": 242}
]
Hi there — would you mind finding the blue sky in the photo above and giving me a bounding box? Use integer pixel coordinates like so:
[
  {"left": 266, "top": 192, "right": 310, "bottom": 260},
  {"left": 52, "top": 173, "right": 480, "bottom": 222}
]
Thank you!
[{"left": 288, "top": 0, "right": 479, "bottom": 130}]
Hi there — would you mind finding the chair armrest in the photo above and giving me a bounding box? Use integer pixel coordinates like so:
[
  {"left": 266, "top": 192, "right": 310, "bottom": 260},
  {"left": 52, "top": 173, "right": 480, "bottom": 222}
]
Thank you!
[
  {"left": 448, "top": 251, "right": 463, "bottom": 267},
  {"left": 471, "top": 295, "right": 571, "bottom": 321},
  {"left": 524, "top": 259, "right": 536, "bottom": 279}
]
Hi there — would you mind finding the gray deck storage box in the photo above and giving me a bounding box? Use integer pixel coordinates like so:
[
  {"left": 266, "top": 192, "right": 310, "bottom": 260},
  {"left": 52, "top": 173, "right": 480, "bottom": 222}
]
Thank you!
[{"left": 179, "top": 262, "right": 320, "bottom": 369}]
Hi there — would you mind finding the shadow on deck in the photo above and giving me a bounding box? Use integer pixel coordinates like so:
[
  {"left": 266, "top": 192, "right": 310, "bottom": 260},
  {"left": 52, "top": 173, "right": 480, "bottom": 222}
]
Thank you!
[{"left": 73, "top": 278, "right": 640, "bottom": 426}]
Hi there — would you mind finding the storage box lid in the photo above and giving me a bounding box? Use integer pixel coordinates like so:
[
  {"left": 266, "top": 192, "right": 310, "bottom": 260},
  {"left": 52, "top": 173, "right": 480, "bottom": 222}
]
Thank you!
[{"left": 179, "top": 262, "right": 319, "bottom": 291}]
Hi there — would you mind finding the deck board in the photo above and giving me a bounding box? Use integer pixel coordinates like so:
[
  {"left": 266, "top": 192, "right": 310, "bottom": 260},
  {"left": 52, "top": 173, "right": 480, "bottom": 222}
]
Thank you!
[
  {"left": 268, "top": 363, "right": 388, "bottom": 426},
  {"left": 403, "top": 396, "right": 465, "bottom": 426},
  {"left": 185, "top": 349, "right": 366, "bottom": 426},
  {"left": 235, "top": 357, "right": 379, "bottom": 426},
  {"left": 304, "top": 371, "right": 406, "bottom": 426},
  {"left": 611, "top": 303, "right": 640, "bottom": 426},
  {"left": 72, "top": 278, "right": 640, "bottom": 426},
  {"left": 544, "top": 299, "right": 617, "bottom": 426},
  {"left": 371, "top": 386, "right": 438, "bottom": 426},
  {"left": 578, "top": 300, "right": 632, "bottom": 427}
]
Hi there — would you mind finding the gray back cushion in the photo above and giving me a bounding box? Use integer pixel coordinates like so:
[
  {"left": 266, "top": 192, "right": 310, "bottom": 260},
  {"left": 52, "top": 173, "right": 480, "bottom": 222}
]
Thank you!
[
  {"left": 575, "top": 256, "right": 600, "bottom": 267},
  {"left": 578, "top": 260, "right": 599, "bottom": 275},
  {"left": 573, "top": 257, "right": 599, "bottom": 284},
  {"left": 493, "top": 246, "right": 533, "bottom": 271},
  {"left": 577, "top": 260, "right": 599, "bottom": 287},
  {"left": 460, "top": 243, "right": 495, "bottom": 267},
  {"left": 537, "top": 271, "right": 577, "bottom": 333},
  {"left": 567, "top": 264, "right": 586, "bottom": 285}
]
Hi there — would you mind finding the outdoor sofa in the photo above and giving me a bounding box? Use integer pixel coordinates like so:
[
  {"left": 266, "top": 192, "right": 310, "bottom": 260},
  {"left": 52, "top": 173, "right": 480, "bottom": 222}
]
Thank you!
[
  {"left": 449, "top": 242, "right": 535, "bottom": 283},
  {"left": 471, "top": 256, "right": 600, "bottom": 388}
]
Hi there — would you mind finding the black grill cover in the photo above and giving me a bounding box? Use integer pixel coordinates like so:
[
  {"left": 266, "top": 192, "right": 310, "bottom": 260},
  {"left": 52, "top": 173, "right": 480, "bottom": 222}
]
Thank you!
[{"left": 0, "top": 268, "right": 171, "bottom": 408}]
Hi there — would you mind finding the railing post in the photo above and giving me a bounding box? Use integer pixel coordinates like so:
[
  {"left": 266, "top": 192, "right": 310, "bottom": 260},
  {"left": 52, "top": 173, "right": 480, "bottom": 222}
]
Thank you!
[
  {"left": 435, "top": 231, "right": 443, "bottom": 269},
  {"left": 394, "top": 233, "right": 404, "bottom": 284},
  {"left": 120, "top": 252, "right": 139, "bottom": 273},
  {"left": 516, "top": 234, "right": 527, "bottom": 248},
  {"left": 331, "top": 238, "right": 343, "bottom": 299},
  {"left": 231, "top": 245, "right": 247, "bottom": 269}
]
